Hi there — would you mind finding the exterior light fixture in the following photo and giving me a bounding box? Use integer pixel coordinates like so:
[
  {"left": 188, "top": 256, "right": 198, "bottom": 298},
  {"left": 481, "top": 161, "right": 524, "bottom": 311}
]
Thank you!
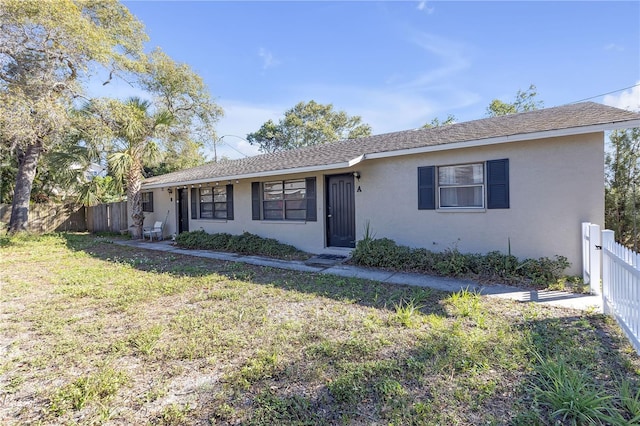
[
  {"left": 353, "top": 171, "right": 361, "bottom": 180},
  {"left": 167, "top": 188, "right": 173, "bottom": 194}
]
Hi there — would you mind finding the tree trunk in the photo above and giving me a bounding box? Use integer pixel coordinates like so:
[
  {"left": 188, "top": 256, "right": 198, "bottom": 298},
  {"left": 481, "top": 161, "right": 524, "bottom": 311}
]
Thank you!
[
  {"left": 8, "top": 142, "right": 42, "bottom": 234},
  {"left": 127, "top": 163, "right": 144, "bottom": 239}
]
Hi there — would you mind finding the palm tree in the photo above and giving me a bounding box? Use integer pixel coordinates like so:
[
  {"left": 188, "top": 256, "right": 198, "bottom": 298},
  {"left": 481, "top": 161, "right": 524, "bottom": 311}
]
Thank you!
[{"left": 107, "top": 97, "right": 172, "bottom": 238}]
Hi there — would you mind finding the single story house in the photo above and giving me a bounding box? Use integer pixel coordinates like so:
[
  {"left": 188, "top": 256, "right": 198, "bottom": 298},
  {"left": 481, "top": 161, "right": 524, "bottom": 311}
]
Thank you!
[{"left": 138, "top": 102, "right": 640, "bottom": 274}]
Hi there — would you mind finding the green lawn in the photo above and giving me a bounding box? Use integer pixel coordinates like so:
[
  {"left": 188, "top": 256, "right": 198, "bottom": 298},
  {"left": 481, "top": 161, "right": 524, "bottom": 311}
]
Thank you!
[{"left": 1, "top": 233, "right": 639, "bottom": 425}]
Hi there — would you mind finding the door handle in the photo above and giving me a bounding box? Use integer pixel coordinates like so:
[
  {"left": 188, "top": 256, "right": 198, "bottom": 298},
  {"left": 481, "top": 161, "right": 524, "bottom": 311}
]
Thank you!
[{"left": 327, "top": 214, "right": 332, "bottom": 218}]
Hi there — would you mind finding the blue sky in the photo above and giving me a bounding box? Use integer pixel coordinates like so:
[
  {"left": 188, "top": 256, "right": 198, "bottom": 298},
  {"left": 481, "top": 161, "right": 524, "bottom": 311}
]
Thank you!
[{"left": 111, "top": 1, "right": 640, "bottom": 159}]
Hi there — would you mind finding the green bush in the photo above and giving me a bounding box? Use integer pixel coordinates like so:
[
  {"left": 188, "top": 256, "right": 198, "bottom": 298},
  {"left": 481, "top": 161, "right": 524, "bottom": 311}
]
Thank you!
[
  {"left": 175, "top": 230, "right": 308, "bottom": 260},
  {"left": 352, "top": 237, "right": 571, "bottom": 287},
  {"left": 352, "top": 237, "right": 412, "bottom": 269}
]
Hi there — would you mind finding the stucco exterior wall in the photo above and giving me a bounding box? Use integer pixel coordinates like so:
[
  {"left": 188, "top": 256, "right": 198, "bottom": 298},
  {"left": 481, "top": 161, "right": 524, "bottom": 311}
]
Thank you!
[
  {"left": 137, "top": 132, "right": 604, "bottom": 275},
  {"left": 187, "top": 173, "right": 329, "bottom": 253},
  {"left": 354, "top": 133, "right": 604, "bottom": 274},
  {"left": 140, "top": 170, "right": 351, "bottom": 253},
  {"left": 139, "top": 189, "right": 177, "bottom": 239}
]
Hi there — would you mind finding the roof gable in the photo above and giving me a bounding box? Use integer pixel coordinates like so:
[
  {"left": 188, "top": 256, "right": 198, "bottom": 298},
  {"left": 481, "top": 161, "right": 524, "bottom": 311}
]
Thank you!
[{"left": 143, "top": 102, "right": 640, "bottom": 188}]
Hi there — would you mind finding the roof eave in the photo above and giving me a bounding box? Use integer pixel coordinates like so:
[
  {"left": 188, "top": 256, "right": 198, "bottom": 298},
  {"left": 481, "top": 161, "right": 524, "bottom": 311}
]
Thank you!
[
  {"left": 142, "top": 159, "right": 360, "bottom": 189},
  {"left": 364, "top": 120, "right": 640, "bottom": 161},
  {"left": 142, "top": 117, "right": 640, "bottom": 190}
]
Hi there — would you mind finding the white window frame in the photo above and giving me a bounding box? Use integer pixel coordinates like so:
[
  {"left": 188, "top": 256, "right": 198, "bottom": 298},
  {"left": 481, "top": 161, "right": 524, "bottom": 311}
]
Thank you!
[{"left": 437, "top": 163, "right": 485, "bottom": 209}]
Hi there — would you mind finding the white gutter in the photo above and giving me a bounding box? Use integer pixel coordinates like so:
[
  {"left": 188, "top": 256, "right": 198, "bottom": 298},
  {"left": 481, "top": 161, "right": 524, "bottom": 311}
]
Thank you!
[{"left": 143, "top": 119, "right": 640, "bottom": 189}]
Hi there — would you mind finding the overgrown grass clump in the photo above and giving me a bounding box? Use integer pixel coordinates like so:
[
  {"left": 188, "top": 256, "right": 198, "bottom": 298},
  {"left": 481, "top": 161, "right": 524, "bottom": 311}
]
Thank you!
[
  {"left": 175, "top": 230, "right": 310, "bottom": 260},
  {"left": 2, "top": 233, "right": 638, "bottom": 425},
  {"left": 352, "top": 236, "right": 572, "bottom": 287}
]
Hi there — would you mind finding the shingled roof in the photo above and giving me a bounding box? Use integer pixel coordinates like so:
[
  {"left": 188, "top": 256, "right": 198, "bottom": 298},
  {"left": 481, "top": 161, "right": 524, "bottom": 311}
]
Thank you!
[{"left": 143, "top": 102, "right": 640, "bottom": 188}]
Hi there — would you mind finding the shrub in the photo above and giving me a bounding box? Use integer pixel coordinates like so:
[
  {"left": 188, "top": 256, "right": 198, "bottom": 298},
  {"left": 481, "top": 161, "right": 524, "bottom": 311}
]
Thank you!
[
  {"left": 351, "top": 237, "right": 571, "bottom": 287},
  {"left": 175, "top": 230, "right": 308, "bottom": 260},
  {"left": 434, "top": 248, "right": 469, "bottom": 277},
  {"left": 519, "top": 255, "right": 571, "bottom": 286},
  {"left": 352, "top": 237, "right": 411, "bottom": 269},
  {"left": 174, "top": 230, "right": 212, "bottom": 249}
]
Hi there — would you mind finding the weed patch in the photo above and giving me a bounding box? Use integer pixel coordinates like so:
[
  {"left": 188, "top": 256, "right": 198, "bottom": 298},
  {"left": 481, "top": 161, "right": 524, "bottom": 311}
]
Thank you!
[
  {"left": 0, "top": 233, "right": 638, "bottom": 425},
  {"left": 49, "top": 366, "right": 129, "bottom": 415}
]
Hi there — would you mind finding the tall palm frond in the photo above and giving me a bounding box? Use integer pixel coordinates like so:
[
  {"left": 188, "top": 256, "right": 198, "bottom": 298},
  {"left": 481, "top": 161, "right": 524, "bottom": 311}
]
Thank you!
[{"left": 108, "top": 151, "right": 134, "bottom": 180}]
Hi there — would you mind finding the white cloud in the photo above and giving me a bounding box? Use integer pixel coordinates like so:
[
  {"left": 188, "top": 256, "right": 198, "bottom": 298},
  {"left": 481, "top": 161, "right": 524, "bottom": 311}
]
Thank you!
[
  {"left": 258, "top": 48, "right": 280, "bottom": 70},
  {"left": 604, "top": 43, "right": 624, "bottom": 52},
  {"left": 398, "top": 32, "right": 470, "bottom": 89},
  {"left": 603, "top": 82, "right": 640, "bottom": 112},
  {"left": 211, "top": 30, "right": 478, "bottom": 158},
  {"left": 210, "top": 80, "right": 482, "bottom": 159},
  {"left": 290, "top": 82, "right": 480, "bottom": 135},
  {"left": 417, "top": 1, "right": 434, "bottom": 14},
  {"left": 210, "top": 100, "right": 284, "bottom": 159}
]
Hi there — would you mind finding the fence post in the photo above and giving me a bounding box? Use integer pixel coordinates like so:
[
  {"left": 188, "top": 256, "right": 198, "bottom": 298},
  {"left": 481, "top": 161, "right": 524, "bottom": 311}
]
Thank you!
[
  {"left": 601, "top": 230, "right": 615, "bottom": 313},
  {"left": 589, "top": 223, "right": 601, "bottom": 295},
  {"left": 582, "top": 222, "right": 591, "bottom": 284}
]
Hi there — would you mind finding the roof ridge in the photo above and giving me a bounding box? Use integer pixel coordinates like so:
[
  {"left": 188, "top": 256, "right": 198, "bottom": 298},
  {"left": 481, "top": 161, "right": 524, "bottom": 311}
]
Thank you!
[{"left": 143, "top": 102, "right": 640, "bottom": 187}]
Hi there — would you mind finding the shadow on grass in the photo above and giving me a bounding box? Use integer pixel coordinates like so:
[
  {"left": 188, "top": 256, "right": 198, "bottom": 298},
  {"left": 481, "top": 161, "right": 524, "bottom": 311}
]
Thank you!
[
  {"left": 60, "top": 233, "right": 450, "bottom": 317},
  {"left": 9, "top": 233, "right": 638, "bottom": 424},
  {"left": 201, "top": 313, "right": 640, "bottom": 425}
]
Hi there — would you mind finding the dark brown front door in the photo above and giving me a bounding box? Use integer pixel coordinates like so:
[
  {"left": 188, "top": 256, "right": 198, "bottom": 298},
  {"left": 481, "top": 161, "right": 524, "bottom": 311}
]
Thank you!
[
  {"left": 326, "top": 174, "right": 356, "bottom": 248},
  {"left": 177, "top": 188, "right": 189, "bottom": 233}
]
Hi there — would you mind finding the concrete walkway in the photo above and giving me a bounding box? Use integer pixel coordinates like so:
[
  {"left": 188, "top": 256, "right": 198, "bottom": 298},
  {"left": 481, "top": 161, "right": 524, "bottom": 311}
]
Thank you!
[{"left": 114, "top": 239, "right": 602, "bottom": 312}]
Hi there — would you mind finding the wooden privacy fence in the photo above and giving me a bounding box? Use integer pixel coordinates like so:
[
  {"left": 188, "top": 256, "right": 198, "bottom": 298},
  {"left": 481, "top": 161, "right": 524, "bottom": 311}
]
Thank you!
[
  {"left": 584, "top": 222, "right": 640, "bottom": 354},
  {"left": 86, "top": 201, "right": 128, "bottom": 233},
  {"left": 0, "top": 203, "right": 86, "bottom": 233}
]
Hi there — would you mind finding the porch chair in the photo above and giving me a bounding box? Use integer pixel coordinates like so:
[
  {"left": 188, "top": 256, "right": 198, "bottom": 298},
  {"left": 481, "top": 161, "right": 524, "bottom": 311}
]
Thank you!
[{"left": 143, "top": 221, "right": 164, "bottom": 241}]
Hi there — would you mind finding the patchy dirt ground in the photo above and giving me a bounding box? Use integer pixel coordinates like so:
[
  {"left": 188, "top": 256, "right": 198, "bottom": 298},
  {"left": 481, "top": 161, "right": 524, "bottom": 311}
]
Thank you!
[{"left": 1, "top": 233, "right": 639, "bottom": 425}]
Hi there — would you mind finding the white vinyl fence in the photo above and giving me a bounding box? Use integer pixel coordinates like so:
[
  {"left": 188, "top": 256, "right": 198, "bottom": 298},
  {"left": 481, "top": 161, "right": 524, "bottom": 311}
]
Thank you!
[
  {"left": 582, "top": 222, "right": 601, "bottom": 295},
  {"left": 584, "top": 222, "right": 640, "bottom": 354}
]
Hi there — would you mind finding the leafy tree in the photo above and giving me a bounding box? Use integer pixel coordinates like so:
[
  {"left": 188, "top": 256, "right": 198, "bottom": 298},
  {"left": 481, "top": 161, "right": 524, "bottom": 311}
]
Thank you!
[
  {"left": 605, "top": 128, "right": 640, "bottom": 248},
  {"left": 247, "top": 100, "right": 372, "bottom": 153},
  {"left": 144, "top": 139, "right": 206, "bottom": 177},
  {"left": 423, "top": 114, "right": 456, "bottom": 129},
  {"left": 0, "top": 0, "right": 147, "bottom": 233},
  {"left": 486, "top": 84, "right": 543, "bottom": 117},
  {"left": 0, "top": 145, "right": 17, "bottom": 204},
  {"left": 76, "top": 50, "right": 222, "bottom": 238},
  {"left": 77, "top": 176, "right": 123, "bottom": 206}
]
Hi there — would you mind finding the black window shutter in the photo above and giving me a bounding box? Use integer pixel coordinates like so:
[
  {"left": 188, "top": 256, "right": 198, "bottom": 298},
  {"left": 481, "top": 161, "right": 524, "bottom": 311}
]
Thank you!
[
  {"left": 226, "top": 184, "right": 234, "bottom": 220},
  {"left": 487, "top": 159, "right": 510, "bottom": 209},
  {"left": 190, "top": 188, "right": 197, "bottom": 219},
  {"left": 417, "top": 166, "right": 436, "bottom": 210},
  {"left": 148, "top": 192, "right": 154, "bottom": 212},
  {"left": 251, "top": 182, "right": 261, "bottom": 220},
  {"left": 305, "top": 177, "right": 317, "bottom": 221}
]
